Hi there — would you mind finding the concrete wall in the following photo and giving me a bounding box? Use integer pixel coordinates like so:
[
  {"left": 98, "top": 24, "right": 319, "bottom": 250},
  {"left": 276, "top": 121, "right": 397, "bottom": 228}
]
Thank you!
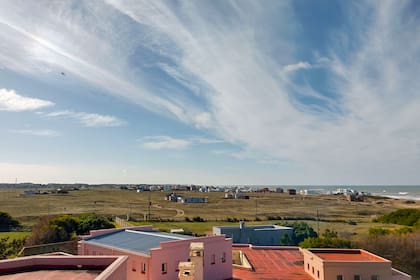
[{"left": 214, "top": 226, "right": 292, "bottom": 245}]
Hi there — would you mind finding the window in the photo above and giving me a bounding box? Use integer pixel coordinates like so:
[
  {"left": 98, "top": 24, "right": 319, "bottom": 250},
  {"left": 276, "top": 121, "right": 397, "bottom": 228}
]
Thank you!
[
  {"left": 317, "top": 270, "right": 320, "bottom": 278},
  {"left": 211, "top": 254, "right": 216, "bottom": 264},
  {"left": 337, "top": 275, "right": 343, "bottom": 280},
  {"left": 141, "top": 262, "right": 146, "bottom": 274},
  {"left": 371, "top": 276, "right": 379, "bottom": 280},
  {"left": 161, "top": 263, "right": 167, "bottom": 274},
  {"left": 131, "top": 261, "right": 136, "bottom": 272},
  {"left": 354, "top": 275, "right": 360, "bottom": 280},
  {"left": 307, "top": 263, "right": 309, "bottom": 270},
  {"left": 221, "top": 252, "right": 226, "bottom": 263},
  {"left": 312, "top": 267, "right": 314, "bottom": 274}
]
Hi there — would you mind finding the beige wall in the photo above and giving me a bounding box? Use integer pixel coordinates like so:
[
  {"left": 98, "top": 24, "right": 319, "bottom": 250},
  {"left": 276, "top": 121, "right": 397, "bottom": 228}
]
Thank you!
[{"left": 301, "top": 249, "right": 393, "bottom": 280}]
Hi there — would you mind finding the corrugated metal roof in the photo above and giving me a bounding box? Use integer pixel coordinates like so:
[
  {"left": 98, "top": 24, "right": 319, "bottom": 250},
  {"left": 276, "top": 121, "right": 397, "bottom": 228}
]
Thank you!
[{"left": 84, "top": 229, "right": 193, "bottom": 255}]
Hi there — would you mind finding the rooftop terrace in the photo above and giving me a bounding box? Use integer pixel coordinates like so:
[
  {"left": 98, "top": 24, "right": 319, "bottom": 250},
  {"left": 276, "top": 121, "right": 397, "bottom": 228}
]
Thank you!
[{"left": 232, "top": 245, "right": 312, "bottom": 280}]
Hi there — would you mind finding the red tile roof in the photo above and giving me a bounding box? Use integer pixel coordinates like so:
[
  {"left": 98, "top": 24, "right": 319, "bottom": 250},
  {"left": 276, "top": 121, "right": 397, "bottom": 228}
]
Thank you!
[{"left": 232, "top": 246, "right": 312, "bottom": 280}]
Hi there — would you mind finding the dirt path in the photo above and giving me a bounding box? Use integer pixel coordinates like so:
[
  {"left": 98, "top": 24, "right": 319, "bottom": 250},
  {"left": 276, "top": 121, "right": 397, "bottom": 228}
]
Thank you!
[{"left": 152, "top": 204, "right": 185, "bottom": 217}]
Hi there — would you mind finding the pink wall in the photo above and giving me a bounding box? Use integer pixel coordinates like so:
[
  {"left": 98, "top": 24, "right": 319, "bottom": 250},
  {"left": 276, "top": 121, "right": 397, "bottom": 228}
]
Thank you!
[
  {"left": 79, "top": 242, "right": 151, "bottom": 280},
  {"left": 79, "top": 232, "right": 232, "bottom": 280},
  {"left": 149, "top": 235, "right": 232, "bottom": 280}
]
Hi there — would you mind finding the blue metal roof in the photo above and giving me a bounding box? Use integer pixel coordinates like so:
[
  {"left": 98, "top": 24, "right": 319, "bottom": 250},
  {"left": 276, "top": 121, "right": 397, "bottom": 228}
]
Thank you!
[{"left": 85, "top": 229, "right": 193, "bottom": 255}]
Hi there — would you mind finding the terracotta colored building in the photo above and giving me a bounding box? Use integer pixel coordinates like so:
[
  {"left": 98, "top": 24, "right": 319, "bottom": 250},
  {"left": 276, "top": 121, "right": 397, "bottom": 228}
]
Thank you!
[{"left": 78, "top": 226, "right": 232, "bottom": 280}]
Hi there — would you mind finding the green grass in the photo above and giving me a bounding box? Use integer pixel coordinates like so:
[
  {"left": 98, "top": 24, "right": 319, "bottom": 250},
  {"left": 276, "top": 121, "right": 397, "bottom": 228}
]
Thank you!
[{"left": 0, "top": 231, "right": 30, "bottom": 240}]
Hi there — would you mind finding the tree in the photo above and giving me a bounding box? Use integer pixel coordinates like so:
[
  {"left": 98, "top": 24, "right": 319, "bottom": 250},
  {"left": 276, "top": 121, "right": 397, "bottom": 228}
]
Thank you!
[
  {"left": 77, "top": 213, "right": 115, "bottom": 235},
  {"left": 0, "top": 212, "right": 20, "bottom": 232},
  {"left": 299, "top": 228, "right": 352, "bottom": 249},
  {"left": 278, "top": 222, "right": 318, "bottom": 245},
  {"left": 27, "top": 214, "right": 115, "bottom": 245}
]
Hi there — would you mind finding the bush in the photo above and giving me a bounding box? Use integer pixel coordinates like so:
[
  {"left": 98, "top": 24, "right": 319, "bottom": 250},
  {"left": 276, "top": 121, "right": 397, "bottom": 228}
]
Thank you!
[
  {"left": 0, "top": 237, "right": 25, "bottom": 259},
  {"left": 192, "top": 216, "right": 205, "bottom": 222},
  {"left": 0, "top": 212, "right": 20, "bottom": 232},
  {"left": 299, "top": 236, "right": 352, "bottom": 249},
  {"left": 377, "top": 209, "right": 420, "bottom": 226},
  {"left": 27, "top": 214, "right": 115, "bottom": 245}
]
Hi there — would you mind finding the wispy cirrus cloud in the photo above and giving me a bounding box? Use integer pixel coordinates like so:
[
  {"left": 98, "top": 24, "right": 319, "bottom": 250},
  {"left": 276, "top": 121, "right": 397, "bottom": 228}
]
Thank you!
[
  {"left": 0, "top": 88, "right": 54, "bottom": 111},
  {"left": 45, "top": 110, "right": 125, "bottom": 127},
  {"left": 2, "top": 1, "right": 420, "bottom": 184},
  {"left": 11, "top": 129, "right": 60, "bottom": 137},
  {"left": 140, "top": 135, "right": 223, "bottom": 150}
]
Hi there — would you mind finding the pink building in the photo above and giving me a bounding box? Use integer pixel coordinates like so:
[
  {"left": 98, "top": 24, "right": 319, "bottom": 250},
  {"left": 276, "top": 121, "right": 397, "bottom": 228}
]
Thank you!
[
  {"left": 301, "top": 248, "right": 412, "bottom": 280},
  {"left": 78, "top": 226, "right": 232, "bottom": 280}
]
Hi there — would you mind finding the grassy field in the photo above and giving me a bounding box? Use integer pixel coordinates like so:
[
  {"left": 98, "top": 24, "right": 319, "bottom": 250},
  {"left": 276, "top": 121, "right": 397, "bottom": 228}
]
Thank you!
[
  {"left": 0, "top": 232, "right": 30, "bottom": 240},
  {"left": 0, "top": 187, "right": 418, "bottom": 239}
]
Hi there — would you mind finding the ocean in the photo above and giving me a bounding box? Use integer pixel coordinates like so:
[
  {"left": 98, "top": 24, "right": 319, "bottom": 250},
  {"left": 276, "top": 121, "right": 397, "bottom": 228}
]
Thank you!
[
  {"left": 246, "top": 185, "right": 420, "bottom": 201},
  {"left": 294, "top": 185, "right": 420, "bottom": 201}
]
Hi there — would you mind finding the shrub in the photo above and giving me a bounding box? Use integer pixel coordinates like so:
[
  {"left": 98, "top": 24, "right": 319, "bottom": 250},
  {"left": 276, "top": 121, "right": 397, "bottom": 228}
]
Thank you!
[
  {"left": 0, "top": 212, "right": 20, "bottom": 232},
  {"left": 377, "top": 209, "right": 420, "bottom": 226}
]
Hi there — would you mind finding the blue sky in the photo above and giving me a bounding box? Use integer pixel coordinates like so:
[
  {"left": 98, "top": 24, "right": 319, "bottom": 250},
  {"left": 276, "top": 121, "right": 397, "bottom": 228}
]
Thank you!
[{"left": 1, "top": 0, "right": 420, "bottom": 185}]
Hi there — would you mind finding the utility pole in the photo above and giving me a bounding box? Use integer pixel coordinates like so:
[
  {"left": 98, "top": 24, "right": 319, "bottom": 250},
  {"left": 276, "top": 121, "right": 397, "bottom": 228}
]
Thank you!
[
  {"left": 317, "top": 209, "right": 320, "bottom": 235},
  {"left": 147, "top": 191, "right": 151, "bottom": 221},
  {"left": 255, "top": 198, "right": 258, "bottom": 219}
]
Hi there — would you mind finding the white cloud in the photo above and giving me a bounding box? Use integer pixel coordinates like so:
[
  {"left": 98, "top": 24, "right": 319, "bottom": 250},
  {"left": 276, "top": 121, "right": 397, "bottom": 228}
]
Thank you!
[
  {"left": 11, "top": 129, "right": 60, "bottom": 137},
  {"left": 141, "top": 135, "right": 223, "bottom": 150},
  {"left": 46, "top": 110, "right": 124, "bottom": 127},
  {"left": 0, "top": 88, "right": 54, "bottom": 112},
  {"left": 282, "top": 61, "right": 312, "bottom": 73},
  {"left": 2, "top": 1, "right": 420, "bottom": 183},
  {"left": 141, "top": 136, "right": 191, "bottom": 150}
]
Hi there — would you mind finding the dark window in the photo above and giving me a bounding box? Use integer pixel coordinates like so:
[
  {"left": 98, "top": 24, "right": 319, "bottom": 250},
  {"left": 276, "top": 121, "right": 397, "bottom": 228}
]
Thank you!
[
  {"left": 371, "top": 276, "right": 379, "bottom": 280},
  {"left": 337, "top": 275, "right": 343, "bottom": 280},
  {"left": 354, "top": 275, "right": 360, "bottom": 280},
  {"left": 211, "top": 254, "right": 216, "bottom": 264},
  {"left": 141, "top": 262, "right": 146, "bottom": 273},
  {"left": 161, "top": 263, "right": 167, "bottom": 274},
  {"left": 221, "top": 252, "right": 226, "bottom": 263}
]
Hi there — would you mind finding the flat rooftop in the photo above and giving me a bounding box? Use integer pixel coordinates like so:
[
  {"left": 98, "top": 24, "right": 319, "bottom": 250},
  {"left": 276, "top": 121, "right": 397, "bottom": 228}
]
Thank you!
[
  {"left": 0, "top": 255, "right": 126, "bottom": 280},
  {"left": 0, "top": 269, "right": 101, "bottom": 280},
  {"left": 232, "top": 245, "right": 312, "bottom": 280},
  {"left": 84, "top": 229, "right": 193, "bottom": 255},
  {"left": 309, "top": 249, "right": 388, "bottom": 262}
]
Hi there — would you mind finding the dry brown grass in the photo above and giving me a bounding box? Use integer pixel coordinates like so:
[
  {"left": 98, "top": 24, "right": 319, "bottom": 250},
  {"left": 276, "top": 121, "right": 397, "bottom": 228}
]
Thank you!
[{"left": 0, "top": 187, "right": 418, "bottom": 236}]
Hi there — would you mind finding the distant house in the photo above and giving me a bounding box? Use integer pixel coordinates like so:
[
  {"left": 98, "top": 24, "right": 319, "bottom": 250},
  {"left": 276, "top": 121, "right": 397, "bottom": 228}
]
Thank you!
[
  {"left": 181, "top": 197, "right": 208, "bottom": 203},
  {"left": 287, "top": 189, "right": 297, "bottom": 195},
  {"left": 346, "top": 193, "right": 364, "bottom": 202},
  {"left": 213, "top": 222, "right": 293, "bottom": 246},
  {"left": 276, "top": 187, "right": 284, "bottom": 193}
]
